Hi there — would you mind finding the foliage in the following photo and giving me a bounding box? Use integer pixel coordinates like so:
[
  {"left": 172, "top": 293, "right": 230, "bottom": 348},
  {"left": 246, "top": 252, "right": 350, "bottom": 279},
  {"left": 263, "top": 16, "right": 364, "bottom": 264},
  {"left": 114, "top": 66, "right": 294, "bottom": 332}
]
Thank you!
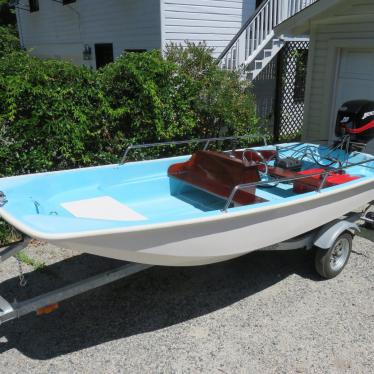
[
  {"left": 97, "top": 49, "right": 197, "bottom": 158},
  {"left": 0, "top": 52, "right": 110, "bottom": 176},
  {"left": 0, "top": 218, "right": 18, "bottom": 245},
  {"left": 0, "top": 0, "right": 16, "bottom": 26},
  {"left": 0, "top": 25, "right": 19, "bottom": 57},
  {"left": 166, "top": 42, "right": 259, "bottom": 138},
  {"left": 16, "top": 250, "right": 46, "bottom": 271}
]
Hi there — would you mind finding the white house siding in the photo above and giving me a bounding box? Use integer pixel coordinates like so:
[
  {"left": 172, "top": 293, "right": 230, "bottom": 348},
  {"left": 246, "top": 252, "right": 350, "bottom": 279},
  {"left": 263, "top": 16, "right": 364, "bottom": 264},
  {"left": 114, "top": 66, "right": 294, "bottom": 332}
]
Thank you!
[
  {"left": 162, "top": 0, "right": 256, "bottom": 57},
  {"left": 303, "top": 0, "right": 374, "bottom": 141},
  {"left": 16, "top": 0, "right": 161, "bottom": 68}
]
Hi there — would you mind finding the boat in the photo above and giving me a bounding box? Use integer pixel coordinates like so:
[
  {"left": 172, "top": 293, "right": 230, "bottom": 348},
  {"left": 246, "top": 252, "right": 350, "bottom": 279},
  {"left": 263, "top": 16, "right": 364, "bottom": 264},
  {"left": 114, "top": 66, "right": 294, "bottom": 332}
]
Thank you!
[{"left": 0, "top": 101, "right": 373, "bottom": 267}]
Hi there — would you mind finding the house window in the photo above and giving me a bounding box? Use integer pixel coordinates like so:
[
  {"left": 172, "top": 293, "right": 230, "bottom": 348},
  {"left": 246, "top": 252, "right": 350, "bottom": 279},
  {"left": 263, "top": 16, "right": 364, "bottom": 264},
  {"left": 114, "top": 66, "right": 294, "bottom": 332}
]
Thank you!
[
  {"left": 63, "top": 0, "right": 76, "bottom": 5},
  {"left": 293, "top": 49, "right": 309, "bottom": 103},
  {"left": 95, "top": 43, "right": 114, "bottom": 69},
  {"left": 29, "top": 0, "right": 39, "bottom": 12}
]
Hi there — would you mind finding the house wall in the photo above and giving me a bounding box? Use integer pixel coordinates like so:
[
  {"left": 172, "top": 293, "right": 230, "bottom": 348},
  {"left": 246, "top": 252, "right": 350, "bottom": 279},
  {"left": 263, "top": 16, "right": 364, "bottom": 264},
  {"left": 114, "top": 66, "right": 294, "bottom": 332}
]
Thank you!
[
  {"left": 303, "top": 0, "right": 374, "bottom": 142},
  {"left": 16, "top": 0, "right": 161, "bottom": 68},
  {"left": 16, "top": 0, "right": 259, "bottom": 65},
  {"left": 161, "top": 0, "right": 257, "bottom": 57}
]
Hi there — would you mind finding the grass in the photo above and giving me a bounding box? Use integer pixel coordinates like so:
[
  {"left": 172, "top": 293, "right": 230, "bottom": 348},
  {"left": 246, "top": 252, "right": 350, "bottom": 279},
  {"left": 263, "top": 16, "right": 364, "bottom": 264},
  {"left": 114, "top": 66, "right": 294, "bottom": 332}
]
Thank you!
[{"left": 15, "top": 251, "right": 46, "bottom": 271}]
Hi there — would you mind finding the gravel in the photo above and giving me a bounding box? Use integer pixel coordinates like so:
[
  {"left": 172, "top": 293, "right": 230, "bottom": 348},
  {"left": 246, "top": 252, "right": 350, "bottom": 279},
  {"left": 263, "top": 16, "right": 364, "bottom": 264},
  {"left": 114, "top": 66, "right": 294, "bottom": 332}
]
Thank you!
[{"left": 0, "top": 233, "right": 373, "bottom": 373}]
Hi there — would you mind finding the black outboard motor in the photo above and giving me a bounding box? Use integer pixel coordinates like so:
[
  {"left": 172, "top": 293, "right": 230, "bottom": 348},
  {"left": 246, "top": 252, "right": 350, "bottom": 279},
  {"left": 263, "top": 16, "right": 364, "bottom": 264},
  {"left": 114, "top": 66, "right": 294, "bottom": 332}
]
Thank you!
[{"left": 335, "top": 100, "right": 374, "bottom": 142}]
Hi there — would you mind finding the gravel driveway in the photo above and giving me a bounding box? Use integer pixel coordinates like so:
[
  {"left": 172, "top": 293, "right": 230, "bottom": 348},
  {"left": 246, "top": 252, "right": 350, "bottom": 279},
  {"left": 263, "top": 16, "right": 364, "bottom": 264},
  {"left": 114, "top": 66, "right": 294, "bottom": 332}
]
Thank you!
[{"left": 0, "top": 233, "right": 373, "bottom": 373}]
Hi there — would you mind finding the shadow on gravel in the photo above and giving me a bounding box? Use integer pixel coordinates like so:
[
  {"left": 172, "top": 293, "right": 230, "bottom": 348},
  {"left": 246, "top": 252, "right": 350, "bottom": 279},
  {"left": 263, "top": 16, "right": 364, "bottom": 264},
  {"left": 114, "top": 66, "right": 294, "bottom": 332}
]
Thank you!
[
  {"left": 359, "top": 227, "right": 374, "bottom": 242},
  {"left": 0, "top": 249, "right": 317, "bottom": 359}
]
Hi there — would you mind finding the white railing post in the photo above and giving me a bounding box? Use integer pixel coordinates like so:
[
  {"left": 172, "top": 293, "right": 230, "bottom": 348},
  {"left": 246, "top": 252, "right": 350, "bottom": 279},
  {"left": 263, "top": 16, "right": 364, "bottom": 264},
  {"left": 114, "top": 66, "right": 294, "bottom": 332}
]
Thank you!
[{"left": 240, "top": 34, "right": 247, "bottom": 66}]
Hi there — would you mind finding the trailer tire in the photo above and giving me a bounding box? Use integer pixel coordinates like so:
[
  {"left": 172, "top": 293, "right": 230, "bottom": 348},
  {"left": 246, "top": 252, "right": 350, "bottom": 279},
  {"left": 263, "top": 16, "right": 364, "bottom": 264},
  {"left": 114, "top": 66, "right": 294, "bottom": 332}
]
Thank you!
[{"left": 314, "top": 232, "right": 352, "bottom": 279}]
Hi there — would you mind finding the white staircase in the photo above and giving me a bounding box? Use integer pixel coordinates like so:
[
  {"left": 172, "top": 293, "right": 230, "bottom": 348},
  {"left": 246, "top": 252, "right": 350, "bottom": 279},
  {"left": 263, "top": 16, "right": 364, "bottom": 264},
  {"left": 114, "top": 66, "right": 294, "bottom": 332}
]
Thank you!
[{"left": 218, "top": 0, "right": 318, "bottom": 80}]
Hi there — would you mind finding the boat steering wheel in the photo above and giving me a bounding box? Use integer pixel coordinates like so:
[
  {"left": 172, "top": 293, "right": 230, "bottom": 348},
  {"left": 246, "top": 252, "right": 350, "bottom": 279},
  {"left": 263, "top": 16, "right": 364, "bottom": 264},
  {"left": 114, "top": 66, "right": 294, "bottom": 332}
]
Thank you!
[{"left": 242, "top": 149, "right": 269, "bottom": 175}]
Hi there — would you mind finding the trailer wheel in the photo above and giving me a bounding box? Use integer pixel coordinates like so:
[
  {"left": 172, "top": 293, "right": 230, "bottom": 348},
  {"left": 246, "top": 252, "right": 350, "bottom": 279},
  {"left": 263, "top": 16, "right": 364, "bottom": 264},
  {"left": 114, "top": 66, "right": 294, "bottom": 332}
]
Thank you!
[{"left": 314, "top": 232, "right": 352, "bottom": 279}]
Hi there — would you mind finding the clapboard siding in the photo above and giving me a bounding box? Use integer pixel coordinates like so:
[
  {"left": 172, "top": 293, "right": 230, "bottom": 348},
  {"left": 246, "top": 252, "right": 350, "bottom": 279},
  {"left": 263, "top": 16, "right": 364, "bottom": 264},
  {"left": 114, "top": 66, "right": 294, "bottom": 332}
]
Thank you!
[
  {"left": 162, "top": 0, "right": 256, "bottom": 57},
  {"left": 17, "top": 0, "right": 161, "bottom": 67},
  {"left": 16, "top": 0, "right": 257, "bottom": 65},
  {"left": 303, "top": 0, "right": 374, "bottom": 141}
]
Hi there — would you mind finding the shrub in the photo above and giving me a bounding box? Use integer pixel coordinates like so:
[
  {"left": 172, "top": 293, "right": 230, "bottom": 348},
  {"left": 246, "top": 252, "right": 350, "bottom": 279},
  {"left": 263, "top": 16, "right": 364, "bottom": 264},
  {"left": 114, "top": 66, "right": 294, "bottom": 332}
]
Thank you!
[
  {"left": 0, "top": 43, "right": 260, "bottom": 244},
  {"left": 0, "top": 44, "right": 260, "bottom": 176},
  {"left": 0, "top": 0, "right": 17, "bottom": 27},
  {"left": 165, "top": 42, "right": 259, "bottom": 138},
  {"left": 0, "top": 52, "right": 111, "bottom": 176},
  {"left": 97, "top": 49, "right": 197, "bottom": 158},
  {"left": 0, "top": 25, "right": 19, "bottom": 57}
]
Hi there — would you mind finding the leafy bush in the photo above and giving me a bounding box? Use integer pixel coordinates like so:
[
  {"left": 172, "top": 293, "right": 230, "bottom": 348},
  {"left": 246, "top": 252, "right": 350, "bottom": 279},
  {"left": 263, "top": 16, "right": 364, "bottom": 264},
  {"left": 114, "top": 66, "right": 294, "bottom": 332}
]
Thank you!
[
  {"left": 166, "top": 42, "right": 258, "bottom": 138},
  {"left": 98, "top": 44, "right": 260, "bottom": 159},
  {"left": 0, "top": 25, "right": 19, "bottom": 57},
  {"left": 0, "top": 44, "right": 260, "bottom": 177},
  {"left": 97, "top": 49, "right": 197, "bottom": 158},
  {"left": 0, "top": 0, "right": 16, "bottom": 27},
  {"left": 0, "top": 52, "right": 111, "bottom": 176}
]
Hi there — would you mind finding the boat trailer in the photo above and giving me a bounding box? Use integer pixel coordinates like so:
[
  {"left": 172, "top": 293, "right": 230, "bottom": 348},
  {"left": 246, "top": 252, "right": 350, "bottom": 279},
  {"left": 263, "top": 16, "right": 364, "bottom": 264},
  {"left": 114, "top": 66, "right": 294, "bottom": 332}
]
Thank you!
[{"left": 0, "top": 206, "right": 372, "bottom": 325}]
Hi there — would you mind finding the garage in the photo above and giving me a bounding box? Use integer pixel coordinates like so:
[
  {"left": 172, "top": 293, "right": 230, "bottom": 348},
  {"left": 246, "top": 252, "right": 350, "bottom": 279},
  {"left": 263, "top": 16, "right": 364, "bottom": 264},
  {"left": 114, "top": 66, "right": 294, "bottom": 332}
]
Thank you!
[
  {"left": 275, "top": 0, "right": 374, "bottom": 153},
  {"left": 334, "top": 49, "right": 374, "bottom": 116}
]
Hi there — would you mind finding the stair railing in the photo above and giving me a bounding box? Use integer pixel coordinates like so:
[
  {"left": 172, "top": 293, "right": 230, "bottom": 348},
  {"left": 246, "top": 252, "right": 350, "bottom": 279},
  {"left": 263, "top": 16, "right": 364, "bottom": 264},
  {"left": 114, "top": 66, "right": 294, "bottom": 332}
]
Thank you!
[{"left": 218, "top": 0, "right": 318, "bottom": 71}]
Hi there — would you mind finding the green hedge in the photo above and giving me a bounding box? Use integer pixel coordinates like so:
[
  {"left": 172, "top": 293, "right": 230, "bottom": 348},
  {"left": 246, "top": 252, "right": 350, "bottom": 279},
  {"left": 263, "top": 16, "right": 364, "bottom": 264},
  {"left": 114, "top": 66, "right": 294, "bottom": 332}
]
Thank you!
[
  {"left": 0, "top": 25, "right": 19, "bottom": 57},
  {"left": 0, "top": 43, "right": 260, "bottom": 177}
]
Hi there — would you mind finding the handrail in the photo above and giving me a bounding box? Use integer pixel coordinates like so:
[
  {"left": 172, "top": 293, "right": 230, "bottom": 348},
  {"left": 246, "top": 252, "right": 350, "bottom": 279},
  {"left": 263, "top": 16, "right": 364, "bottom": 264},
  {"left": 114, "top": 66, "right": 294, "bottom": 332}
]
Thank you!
[
  {"left": 218, "top": 0, "right": 318, "bottom": 71},
  {"left": 222, "top": 157, "right": 374, "bottom": 212},
  {"left": 217, "top": 0, "right": 270, "bottom": 61},
  {"left": 120, "top": 135, "right": 268, "bottom": 164}
]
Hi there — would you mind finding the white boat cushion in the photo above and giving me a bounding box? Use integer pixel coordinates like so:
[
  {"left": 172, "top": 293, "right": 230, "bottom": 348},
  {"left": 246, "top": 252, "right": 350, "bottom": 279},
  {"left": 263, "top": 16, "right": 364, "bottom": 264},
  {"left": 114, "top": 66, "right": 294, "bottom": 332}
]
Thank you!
[{"left": 61, "top": 196, "right": 146, "bottom": 221}]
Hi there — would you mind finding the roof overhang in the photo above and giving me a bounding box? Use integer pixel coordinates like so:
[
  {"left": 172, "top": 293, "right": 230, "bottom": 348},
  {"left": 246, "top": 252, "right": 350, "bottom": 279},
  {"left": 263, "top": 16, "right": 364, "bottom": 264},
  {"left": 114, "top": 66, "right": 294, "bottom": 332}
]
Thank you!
[{"left": 275, "top": 0, "right": 344, "bottom": 37}]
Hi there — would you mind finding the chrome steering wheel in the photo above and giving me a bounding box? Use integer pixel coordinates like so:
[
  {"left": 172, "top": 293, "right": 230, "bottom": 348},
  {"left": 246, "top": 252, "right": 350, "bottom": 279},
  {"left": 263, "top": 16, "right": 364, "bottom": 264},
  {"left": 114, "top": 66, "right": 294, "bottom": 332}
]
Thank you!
[{"left": 242, "top": 149, "right": 269, "bottom": 175}]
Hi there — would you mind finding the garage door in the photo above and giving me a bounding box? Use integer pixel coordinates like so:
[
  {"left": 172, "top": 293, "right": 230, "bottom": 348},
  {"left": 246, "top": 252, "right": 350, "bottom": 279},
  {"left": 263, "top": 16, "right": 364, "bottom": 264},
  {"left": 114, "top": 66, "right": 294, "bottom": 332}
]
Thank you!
[{"left": 333, "top": 49, "right": 374, "bottom": 152}]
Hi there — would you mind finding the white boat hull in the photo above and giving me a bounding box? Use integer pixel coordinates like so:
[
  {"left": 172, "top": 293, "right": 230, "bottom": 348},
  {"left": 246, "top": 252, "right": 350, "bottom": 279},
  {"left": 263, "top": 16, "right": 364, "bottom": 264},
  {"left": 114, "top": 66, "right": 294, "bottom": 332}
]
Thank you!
[{"left": 49, "top": 178, "right": 374, "bottom": 266}]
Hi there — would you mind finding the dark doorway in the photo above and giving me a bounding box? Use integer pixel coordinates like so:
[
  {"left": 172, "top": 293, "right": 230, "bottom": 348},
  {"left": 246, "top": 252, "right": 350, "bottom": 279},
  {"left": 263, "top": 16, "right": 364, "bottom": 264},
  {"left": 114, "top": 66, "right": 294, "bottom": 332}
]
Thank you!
[{"left": 95, "top": 43, "right": 114, "bottom": 69}]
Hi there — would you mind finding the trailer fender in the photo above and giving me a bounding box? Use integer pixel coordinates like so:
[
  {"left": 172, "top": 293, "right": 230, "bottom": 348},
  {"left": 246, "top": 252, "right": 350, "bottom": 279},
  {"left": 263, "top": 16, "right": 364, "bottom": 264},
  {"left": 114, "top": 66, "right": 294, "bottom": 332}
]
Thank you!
[{"left": 313, "top": 220, "right": 360, "bottom": 250}]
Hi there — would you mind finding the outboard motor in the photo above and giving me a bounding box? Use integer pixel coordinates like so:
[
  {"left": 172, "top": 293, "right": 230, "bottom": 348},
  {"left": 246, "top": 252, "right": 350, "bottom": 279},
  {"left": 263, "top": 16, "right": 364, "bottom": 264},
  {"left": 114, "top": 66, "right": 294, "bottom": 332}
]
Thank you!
[{"left": 335, "top": 100, "right": 374, "bottom": 142}]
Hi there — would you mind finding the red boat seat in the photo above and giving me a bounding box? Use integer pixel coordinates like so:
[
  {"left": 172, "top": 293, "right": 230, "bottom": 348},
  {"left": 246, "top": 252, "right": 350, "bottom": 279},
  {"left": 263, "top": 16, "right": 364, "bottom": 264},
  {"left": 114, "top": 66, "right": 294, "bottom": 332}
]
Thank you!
[
  {"left": 294, "top": 168, "right": 360, "bottom": 193},
  {"left": 168, "top": 151, "right": 267, "bottom": 205},
  {"left": 268, "top": 167, "right": 361, "bottom": 194}
]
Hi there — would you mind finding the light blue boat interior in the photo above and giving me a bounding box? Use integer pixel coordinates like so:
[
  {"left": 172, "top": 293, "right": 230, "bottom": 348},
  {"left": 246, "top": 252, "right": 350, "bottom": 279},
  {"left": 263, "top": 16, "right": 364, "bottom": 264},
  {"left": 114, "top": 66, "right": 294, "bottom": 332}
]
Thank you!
[{"left": 1, "top": 143, "right": 373, "bottom": 235}]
